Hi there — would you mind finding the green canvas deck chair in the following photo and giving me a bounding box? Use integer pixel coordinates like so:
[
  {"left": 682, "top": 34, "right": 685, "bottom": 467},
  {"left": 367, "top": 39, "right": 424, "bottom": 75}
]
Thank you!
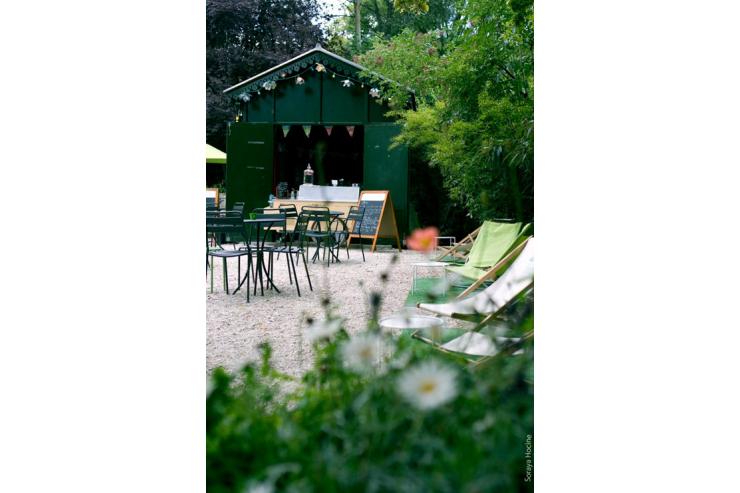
[
  {"left": 455, "top": 226, "right": 532, "bottom": 298},
  {"left": 445, "top": 221, "right": 531, "bottom": 288},
  {"left": 434, "top": 225, "right": 483, "bottom": 263},
  {"left": 412, "top": 238, "right": 534, "bottom": 358}
]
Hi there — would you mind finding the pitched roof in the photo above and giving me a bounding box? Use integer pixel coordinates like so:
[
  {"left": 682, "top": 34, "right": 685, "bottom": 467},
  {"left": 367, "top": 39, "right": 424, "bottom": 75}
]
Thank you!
[{"left": 223, "top": 44, "right": 410, "bottom": 97}]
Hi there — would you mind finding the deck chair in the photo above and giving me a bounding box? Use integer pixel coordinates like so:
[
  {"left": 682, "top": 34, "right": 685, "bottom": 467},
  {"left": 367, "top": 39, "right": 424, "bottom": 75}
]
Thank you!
[
  {"left": 430, "top": 326, "right": 533, "bottom": 366},
  {"left": 412, "top": 238, "right": 534, "bottom": 359},
  {"left": 434, "top": 225, "right": 482, "bottom": 262},
  {"left": 445, "top": 221, "right": 528, "bottom": 282},
  {"left": 455, "top": 225, "right": 532, "bottom": 298}
]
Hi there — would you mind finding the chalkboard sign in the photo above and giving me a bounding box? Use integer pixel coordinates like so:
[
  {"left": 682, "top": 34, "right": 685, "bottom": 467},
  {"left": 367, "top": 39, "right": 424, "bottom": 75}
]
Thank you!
[
  {"left": 206, "top": 188, "right": 219, "bottom": 209},
  {"left": 348, "top": 191, "right": 401, "bottom": 252}
]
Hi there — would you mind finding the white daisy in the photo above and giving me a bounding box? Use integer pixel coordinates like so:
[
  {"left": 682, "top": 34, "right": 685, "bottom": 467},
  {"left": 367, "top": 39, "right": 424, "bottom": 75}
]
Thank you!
[
  {"left": 305, "top": 318, "right": 342, "bottom": 343},
  {"left": 397, "top": 361, "right": 458, "bottom": 410},
  {"left": 341, "top": 333, "right": 385, "bottom": 373},
  {"left": 369, "top": 87, "right": 380, "bottom": 98}
]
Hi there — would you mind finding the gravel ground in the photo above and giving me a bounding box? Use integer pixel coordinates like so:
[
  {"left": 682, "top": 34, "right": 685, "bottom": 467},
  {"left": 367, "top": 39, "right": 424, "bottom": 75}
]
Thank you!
[{"left": 206, "top": 245, "right": 439, "bottom": 376}]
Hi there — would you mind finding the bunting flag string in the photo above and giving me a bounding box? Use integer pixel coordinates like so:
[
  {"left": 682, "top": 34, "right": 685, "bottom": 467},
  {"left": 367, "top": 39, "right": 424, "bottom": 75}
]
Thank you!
[
  {"left": 325, "top": 125, "right": 333, "bottom": 136},
  {"left": 346, "top": 126, "right": 355, "bottom": 137},
  {"left": 302, "top": 125, "right": 312, "bottom": 138},
  {"left": 282, "top": 125, "right": 291, "bottom": 138}
]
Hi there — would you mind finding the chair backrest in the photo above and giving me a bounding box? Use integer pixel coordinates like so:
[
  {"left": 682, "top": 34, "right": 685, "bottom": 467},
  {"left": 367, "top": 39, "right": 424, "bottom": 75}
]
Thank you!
[
  {"left": 463, "top": 238, "right": 534, "bottom": 315},
  {"left": 232, "top": 202, "right": 245, "bottom": 216},
  {"left": 346, "top": 205, "right": 365, "bottom": 234},
  {"left": 301, "top": 206, "right": 330, "bottom": 231},
  {"left": 205, "top": 214, "right": 244, "bottom": 234},
  {"left": 279, "top": 204, "right": 298, "bottom": 218},
  {"left": 466, "top": 220, "right": 523, "bottom": 268},
  {"left": 294, "top": 212, "right": 310, "bottom": 235}
]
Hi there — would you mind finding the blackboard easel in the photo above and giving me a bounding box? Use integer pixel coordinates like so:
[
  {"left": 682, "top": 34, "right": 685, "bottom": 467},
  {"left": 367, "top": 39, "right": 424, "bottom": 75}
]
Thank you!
[{"left": 348, "top": 190, "right": 402, "bottom": 252}]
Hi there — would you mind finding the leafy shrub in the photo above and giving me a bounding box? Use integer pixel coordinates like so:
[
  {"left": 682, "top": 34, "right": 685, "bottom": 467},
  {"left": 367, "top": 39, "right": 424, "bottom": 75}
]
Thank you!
[{"left": 207, "top": 294, "right": 533, "bottom": 492}]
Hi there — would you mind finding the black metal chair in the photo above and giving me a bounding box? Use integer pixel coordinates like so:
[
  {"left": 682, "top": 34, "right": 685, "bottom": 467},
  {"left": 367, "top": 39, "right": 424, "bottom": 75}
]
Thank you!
[
  {"left": 346, "top": 205, "right": 366, "bottom": 262},
  {"left": 329, "top": 216, "right": 349, "bottom": 262},
  {"left": 206, "top": 215, "right": 254, "bottom": 300},
  {"left": 301, "top": 206, "right": 335, "bottom": 266},
  {"left": 278, "top": 204, "right": 299, "bottom": 244},
  {"left": 249, "top": 209, "right": 311, "bottom": 296}
]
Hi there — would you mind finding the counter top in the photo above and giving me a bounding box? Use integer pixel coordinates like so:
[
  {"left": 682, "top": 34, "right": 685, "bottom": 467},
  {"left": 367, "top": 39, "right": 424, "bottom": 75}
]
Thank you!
[{"left": 297, "top": 184, "right": 360, "bottom": 202}]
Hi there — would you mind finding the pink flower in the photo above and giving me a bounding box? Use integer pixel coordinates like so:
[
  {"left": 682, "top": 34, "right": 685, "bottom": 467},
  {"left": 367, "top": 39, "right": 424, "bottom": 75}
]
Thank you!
[{"left": 407, "top": 227, "right": 439, "bottom": 252}]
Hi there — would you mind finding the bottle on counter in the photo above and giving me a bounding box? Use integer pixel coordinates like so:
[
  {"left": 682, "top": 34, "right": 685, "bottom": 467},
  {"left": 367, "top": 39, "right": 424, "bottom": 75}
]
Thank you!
[
  {"left": 303, "top": 163, "right": 314, "bottom": 185},
  {"left": 290, "top": 189, "right": 296, "bottom": 199}
]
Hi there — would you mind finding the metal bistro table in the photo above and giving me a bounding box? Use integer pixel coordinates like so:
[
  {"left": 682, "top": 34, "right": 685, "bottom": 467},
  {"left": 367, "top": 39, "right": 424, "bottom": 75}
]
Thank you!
[
  {"left": 306, "top": 211, "right": 346, "bottom": 264},
  {"left": 411, "top": 261, "right": 449, "bottom": 295},
  {"left": 233, "top": 217, "right": 284, "bottom": 298}
]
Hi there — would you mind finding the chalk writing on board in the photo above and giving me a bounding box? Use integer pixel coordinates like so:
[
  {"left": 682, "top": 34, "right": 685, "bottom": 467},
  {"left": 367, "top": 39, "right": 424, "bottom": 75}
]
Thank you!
[{"left": 353, "top": 200, "right": 382, "bottom": 236}]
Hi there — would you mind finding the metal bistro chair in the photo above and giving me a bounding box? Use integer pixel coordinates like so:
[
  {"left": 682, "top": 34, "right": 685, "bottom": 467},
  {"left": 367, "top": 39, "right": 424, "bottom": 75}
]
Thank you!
[
  {"left": 232, "top": 202, "right": 245, "bottom": 218},
  {"left": 345, "top": 205, "right": 366, "bottom": 262},
  {"left": 301, "top": 206, "right": 334, "bottom": 267},
  {"left": 329, "top": 215, "right": 349, "bottom": 263},
  {"left": 206, "top": 215, "right": 254, "bottom": 300},
  {"left": 278, "top": 204, "right": 299, "bottom": 244},
  {"left": 272, "top": 211, "right": 313, "bottom": 296}
]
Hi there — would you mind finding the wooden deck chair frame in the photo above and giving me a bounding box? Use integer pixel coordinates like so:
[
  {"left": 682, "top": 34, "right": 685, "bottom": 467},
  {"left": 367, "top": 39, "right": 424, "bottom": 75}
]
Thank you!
[
  {"left": 434, "top": 225, "right": 482, "bottom": 262},
  {"left": 411, "top": 325, "right": 533, "bottom": 366},
  {"left": 411, "top": 283, "right": 534, "bottom": 356},
  {"left": 455, "top": 235, "right": 533, "bottom": 299}
]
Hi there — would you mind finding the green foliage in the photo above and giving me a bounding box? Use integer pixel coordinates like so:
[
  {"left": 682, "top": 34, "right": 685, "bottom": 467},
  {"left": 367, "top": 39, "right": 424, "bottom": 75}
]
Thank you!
[
  {"left": 394, "top": 0, "right": 430, "bottom": 14},
  {"left": 358, "top": 30, "right": 449, "bottom": 106},
  {"left": 207, "top": 302, "right": 534, "bottom": 492},
  {"left": 329, "top": 0, "right": 459, "bottom": 55},
  {"left": 357, "top": 0, "right": 534, "bottom": 222},
  {"left": 206, "top": 0, "right": 326, "bottom": 149}
]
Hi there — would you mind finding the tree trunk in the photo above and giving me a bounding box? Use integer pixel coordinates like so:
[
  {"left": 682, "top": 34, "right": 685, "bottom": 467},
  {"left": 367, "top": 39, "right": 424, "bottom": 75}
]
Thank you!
[{"left": 355, "top": 0, "right": 361, "bottom": 51}]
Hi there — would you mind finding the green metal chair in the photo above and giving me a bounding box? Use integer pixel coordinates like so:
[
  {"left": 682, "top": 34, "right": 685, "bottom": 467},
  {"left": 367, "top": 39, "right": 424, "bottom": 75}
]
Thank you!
[
  {"left": 345, "top": 205, "right": 366, "bottom": 262},
  {"left": 206, "top": 215, "right": 254, "bottom": 301},
  {"left": 301, "top": 206, "right": 335, "bottom": 267}
]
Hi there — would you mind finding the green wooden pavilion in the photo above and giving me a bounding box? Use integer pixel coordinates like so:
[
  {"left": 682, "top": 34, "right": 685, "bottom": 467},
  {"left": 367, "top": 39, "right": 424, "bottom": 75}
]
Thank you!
[{"left": 223, "top": 44, "right": 414, "bottom": 235}]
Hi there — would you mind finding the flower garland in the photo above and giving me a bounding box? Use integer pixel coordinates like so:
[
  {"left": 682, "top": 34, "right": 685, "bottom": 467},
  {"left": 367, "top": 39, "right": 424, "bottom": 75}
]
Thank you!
[{"left": 233, "top": 62, "right": 385, "bottom": 106}]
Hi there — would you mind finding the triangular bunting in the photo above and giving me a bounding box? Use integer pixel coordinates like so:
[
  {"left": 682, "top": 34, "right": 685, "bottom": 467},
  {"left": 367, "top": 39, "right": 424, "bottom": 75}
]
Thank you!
[
  {"left": 325, "top": 125, "right": 333, "bottom": 136},
  {"left": 302, "top": 125, "right": 312, "bottom": 138},
  {"left": 347, "top": 126, "right": 355, "bottom": 137},
  {"left": 282, "top": 125, "right": 291, "bottom": 138}
]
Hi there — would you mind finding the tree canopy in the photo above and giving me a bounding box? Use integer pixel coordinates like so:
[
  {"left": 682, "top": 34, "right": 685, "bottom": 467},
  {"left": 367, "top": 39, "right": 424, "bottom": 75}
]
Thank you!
[
  {"left": 358, "top": 0, "right": 533, "bottom": 222},
  {"left": 206, "top": 0, "right": 326, "bottom": 150},
  {"left": 206, "top": 0, "right": 533, "bottom": 225}
]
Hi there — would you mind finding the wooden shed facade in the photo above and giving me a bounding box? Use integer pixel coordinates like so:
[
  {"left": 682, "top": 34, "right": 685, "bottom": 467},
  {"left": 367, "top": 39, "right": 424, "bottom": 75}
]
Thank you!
[{"left": 223, "top": 45, "right": 413, "bottom": 235}]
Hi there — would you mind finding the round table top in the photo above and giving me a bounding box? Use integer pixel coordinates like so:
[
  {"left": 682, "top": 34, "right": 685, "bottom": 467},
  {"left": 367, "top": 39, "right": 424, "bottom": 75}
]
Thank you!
[
  {"left": 411, "top": 261, "right": 448, "bottom": 268},
  {"left": 379, "top": 314, "right": 444, "bottom": 331}
]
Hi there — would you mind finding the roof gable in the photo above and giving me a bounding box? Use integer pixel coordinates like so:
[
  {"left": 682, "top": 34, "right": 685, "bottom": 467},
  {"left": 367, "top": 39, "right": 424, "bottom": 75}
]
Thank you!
[{"left": 223, "top": 44, "right": 409, "bottom": 100}]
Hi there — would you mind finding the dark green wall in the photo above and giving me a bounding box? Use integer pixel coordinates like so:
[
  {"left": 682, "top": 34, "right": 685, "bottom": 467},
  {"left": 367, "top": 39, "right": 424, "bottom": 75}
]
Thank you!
[
  {"left": 275, "top": 71, "right": 321, "bottom": 123},
  {"left": 230, "top": 54, "right": 411, "bottom": 235},
  {"left": 322, "top": 77, "right": 367, "bottom": 123},
  {"left": 364, "top": 124, "right": 408, "bottom": 235},
  {"left": 226, "top": 123, "right": 274, "bottom": 212},
  {"left": 246, "top": 91, "right": 274, "bottom": 122}
]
